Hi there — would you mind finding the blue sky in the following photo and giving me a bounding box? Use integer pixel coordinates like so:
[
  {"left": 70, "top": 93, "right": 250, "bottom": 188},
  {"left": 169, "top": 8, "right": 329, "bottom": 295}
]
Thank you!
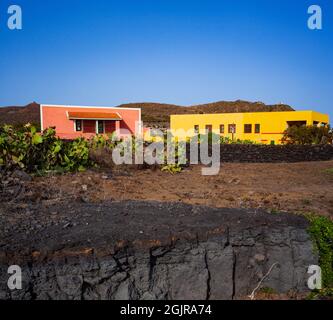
[{"left": 0, "top": 0, "right": 332, "bottom": 120}]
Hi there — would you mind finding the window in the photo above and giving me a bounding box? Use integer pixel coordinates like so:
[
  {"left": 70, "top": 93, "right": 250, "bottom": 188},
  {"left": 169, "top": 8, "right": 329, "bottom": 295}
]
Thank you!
[
  {"left": 205, "top": 125, "right": 213, "bottom": 133},
  {"left": 244, "top": 124, "right": 252, "bottom": 133},
  {"left": 97, "top": 121, "right": 105, "bottom": 134},
  {"left": 75, "top": 120, "right": 82, "bottom": 132},
  {"left": 220, "top": 125, "right": 225, "bottom": 134},
  {"left": 194, "top": 125, "right": 199, "bottom": 134},
  {"left": 228, "top": 124, "right": 236, "bottom": 134},
  {"left": 255, "top": 124, "right": 261, "bottom": 133}
]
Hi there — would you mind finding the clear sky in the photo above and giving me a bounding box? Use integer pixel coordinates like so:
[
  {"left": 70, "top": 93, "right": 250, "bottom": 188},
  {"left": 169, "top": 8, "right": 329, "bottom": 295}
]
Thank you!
[{"left": 0, "top": 0, "right": 332, "bottom": 120}]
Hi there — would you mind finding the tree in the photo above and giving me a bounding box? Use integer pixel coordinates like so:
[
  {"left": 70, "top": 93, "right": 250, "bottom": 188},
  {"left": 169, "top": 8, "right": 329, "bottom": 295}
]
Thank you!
[{"left": 282, "top": 125, "right": 332, "bottom": 145}]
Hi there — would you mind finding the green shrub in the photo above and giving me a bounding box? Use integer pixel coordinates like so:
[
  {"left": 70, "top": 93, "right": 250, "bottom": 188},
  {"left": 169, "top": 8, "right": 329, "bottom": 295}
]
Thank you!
[
  {"left": 220, "top": 136, "right": 232, "bottom": 144},
  {"left": 161, "top": 163, "right": 183, "bottom": 174},
  {"left": 282, "top": 125, "right": 332, "bottom": 145},
  {"left": 190, "top": 134, "right": 257, "bottom": 145},
  {"left": 307, "top": 287, "right": 333, "bottom": 300},
  {"left": 89, "top": 132, "right": 119, "bottom": 150},
  {"left": 0, "top": 124, "right": 91, "bottom": 173},
  {"left": 160, "top": 139, "right": 187, "bottom": 174},
  {"left": 234, "top": 139, "right": 257, "bottom": 145},
  {"left": 307, "top": 215, "right": 333, "bottom": 289}
]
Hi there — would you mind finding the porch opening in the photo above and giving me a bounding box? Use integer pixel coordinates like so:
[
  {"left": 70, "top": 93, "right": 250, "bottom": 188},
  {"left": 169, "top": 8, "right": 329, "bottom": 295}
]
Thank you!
[
  {"left": 67, "top": 111, "right": 122, "bottom": 135},
  {"left": 287, "top": 121, "right": 307, "bottom": 128}
]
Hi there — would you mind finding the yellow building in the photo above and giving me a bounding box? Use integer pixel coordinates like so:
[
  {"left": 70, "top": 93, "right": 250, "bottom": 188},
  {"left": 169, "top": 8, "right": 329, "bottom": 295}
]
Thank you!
[{"left": 170, "top": 110, "right": 329, "bottom": 144}]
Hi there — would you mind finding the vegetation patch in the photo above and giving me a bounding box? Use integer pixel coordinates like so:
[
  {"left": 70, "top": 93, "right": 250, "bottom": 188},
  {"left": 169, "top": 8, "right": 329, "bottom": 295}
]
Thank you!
[
  {"left": 324, "top": 168, "right": 333, "bottom": 174},
  {"left": 190, "top": 133, "right": 259, "bottom": 145},
  {"left": 0, "top": 125, "right": 187, "bottom": 175},
  {"left": 307, "top": 288, "right": 333, "bottom": 300},
  {"left": 0, "top": 124, "right": 91, "bottom": 173},
  {"left": 161, "top": 163, "right": 183, "bottom": 174},
  {"left": 282, "top": 125, "right": 332, "bottom": 145},
  {"left": 306, "top": 214, "right": 333, "bottom": 289}
]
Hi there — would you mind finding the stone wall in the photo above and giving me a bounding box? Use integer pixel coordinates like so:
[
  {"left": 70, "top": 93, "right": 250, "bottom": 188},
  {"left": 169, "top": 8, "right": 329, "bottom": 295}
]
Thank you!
[
  {"left": 188, "top": 144, "right": 333, "bottom": 163},
  {"left": 0, "top": 201, "right": 317, "bottom": 300}
]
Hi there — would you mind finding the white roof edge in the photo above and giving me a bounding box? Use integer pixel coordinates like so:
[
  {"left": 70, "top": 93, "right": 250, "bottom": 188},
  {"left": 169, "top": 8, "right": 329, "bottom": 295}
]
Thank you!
[{"left": 40, "top": 104, "right": 141, "bottom": 111}]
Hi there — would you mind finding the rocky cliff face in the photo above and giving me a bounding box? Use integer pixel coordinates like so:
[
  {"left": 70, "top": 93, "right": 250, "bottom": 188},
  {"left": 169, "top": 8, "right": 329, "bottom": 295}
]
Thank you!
[{"left": 0, "top": 201, "right": 316, "bottom": 300}]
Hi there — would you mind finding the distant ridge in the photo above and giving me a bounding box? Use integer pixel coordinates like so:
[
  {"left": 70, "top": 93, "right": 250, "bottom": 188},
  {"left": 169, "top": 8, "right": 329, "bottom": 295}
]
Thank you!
[
  {"left": 116, "top": 100, "right": 294, "bottom": 125},
  {"left": 0, "top": 100, "right": 294, "bottom": 127},
  {"left": 0, "top": 102, "right": 40, "bottom": 126}
]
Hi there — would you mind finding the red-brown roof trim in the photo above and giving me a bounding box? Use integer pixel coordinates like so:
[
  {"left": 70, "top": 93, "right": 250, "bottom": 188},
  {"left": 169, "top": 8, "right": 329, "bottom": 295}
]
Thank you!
[{"left": 67, "top": 111, "right": 122, "bottom": 120}]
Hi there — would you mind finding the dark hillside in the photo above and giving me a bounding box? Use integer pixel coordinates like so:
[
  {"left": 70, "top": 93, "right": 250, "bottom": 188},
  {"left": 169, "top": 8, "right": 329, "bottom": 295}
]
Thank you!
[{"left": 0, "top": 100, "right": 294, "bottom": 127}]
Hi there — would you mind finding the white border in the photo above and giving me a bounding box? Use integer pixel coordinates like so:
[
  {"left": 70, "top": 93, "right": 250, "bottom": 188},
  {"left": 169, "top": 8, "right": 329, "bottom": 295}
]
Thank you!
[{"left": 40, "top": 104, "right": 44, "bottom": 131}]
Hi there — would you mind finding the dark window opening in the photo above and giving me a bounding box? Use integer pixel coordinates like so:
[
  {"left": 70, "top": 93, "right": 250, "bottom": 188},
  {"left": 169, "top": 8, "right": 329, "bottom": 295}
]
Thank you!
[
  {"left": 255, "top": 124, "right": 261, "bottom": 133},
  {"left": 244, "top": 124, "right": 252, "bottom": 133},
  {"left": 205, "top": 125, "right": 213, "bottom": 133},
  {"left": 220, "top": 124, "right": 225, "bottom": 134},
  {"left": 287, "top": 121, "right": 307, "bottom": 128},
  {"left": 194, "top": 125, "right": 199, "bottom": 134},
  {"left": 75, "top": 120, "right": 82, "bottom": 132},
  {"left": 228, "top": 124, "right": 236, "bottom": 134}
]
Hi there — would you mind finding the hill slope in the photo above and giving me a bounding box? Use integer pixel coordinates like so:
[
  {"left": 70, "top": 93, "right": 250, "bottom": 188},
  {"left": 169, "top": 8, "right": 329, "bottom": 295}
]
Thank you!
[
  {"left": 0, "top": 102, "right": 40, "bottom": 127},
  {"left": 0, "top": 100, "right": 294, "bottom": 127},
  {"left": 116, "top": 100, "right": 294, "bottom": 125}
]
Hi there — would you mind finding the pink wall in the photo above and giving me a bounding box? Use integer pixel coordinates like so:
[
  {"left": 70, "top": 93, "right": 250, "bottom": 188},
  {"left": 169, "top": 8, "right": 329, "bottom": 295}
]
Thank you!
[{"left": 41, "top": 105, "right": 141, "bottom": 139}]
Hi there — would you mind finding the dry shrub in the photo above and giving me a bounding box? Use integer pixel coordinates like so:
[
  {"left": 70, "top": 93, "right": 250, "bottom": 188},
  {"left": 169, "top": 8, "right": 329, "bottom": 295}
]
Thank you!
[{"left": 89, "top": 147, "right": 115, "bottom": 169}]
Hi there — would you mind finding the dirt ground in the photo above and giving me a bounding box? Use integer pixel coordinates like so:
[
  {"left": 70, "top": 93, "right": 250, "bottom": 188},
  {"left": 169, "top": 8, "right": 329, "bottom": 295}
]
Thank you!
[
  {"left": 29, "top": 160, "right": 333, "bottom": 218},
  {"left": 1, "top": 161, "right": 332, "bottom": 300}
]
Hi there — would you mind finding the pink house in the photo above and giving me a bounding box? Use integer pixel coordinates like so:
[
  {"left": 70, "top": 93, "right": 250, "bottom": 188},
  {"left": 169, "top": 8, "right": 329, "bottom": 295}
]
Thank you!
[{"left": 40, "top": 104, "right": 142, "bottom": 139}]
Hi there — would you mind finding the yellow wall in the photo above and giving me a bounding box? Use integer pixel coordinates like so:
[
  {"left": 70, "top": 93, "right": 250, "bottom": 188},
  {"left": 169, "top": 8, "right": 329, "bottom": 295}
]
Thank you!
[{"left": 170, "top": 111, "right": 330, "bottom": 144}]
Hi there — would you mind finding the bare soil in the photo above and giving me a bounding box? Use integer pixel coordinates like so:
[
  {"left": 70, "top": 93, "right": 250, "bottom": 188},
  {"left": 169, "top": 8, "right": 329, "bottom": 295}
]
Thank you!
[
  {"left": 1, "top": 161, "right": 331, "bottom": 300},
  {"left": 19, "top": 160, "right": 333, "bottom": 218}
]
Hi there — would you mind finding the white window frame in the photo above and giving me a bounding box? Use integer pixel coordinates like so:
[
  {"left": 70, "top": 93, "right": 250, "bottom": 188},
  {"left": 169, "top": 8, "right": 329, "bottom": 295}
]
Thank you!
[
  {"left": 74, "top": 119, "right": 83, "bottom": 132},
  {"left": 96, "top": 120, "right": 105, "bottom": 134}
]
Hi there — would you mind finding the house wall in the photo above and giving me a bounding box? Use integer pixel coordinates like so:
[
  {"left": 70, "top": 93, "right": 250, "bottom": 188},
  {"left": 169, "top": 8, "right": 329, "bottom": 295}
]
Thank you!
[
  {"left": 105, "top": 121, "right": 116, "bottom": 134},
  {"left": 170, "top": 111, "right": 330, "bottom": 144},
  {"left": 41, "top": 105, "right": 141, "bottom": 139}
]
